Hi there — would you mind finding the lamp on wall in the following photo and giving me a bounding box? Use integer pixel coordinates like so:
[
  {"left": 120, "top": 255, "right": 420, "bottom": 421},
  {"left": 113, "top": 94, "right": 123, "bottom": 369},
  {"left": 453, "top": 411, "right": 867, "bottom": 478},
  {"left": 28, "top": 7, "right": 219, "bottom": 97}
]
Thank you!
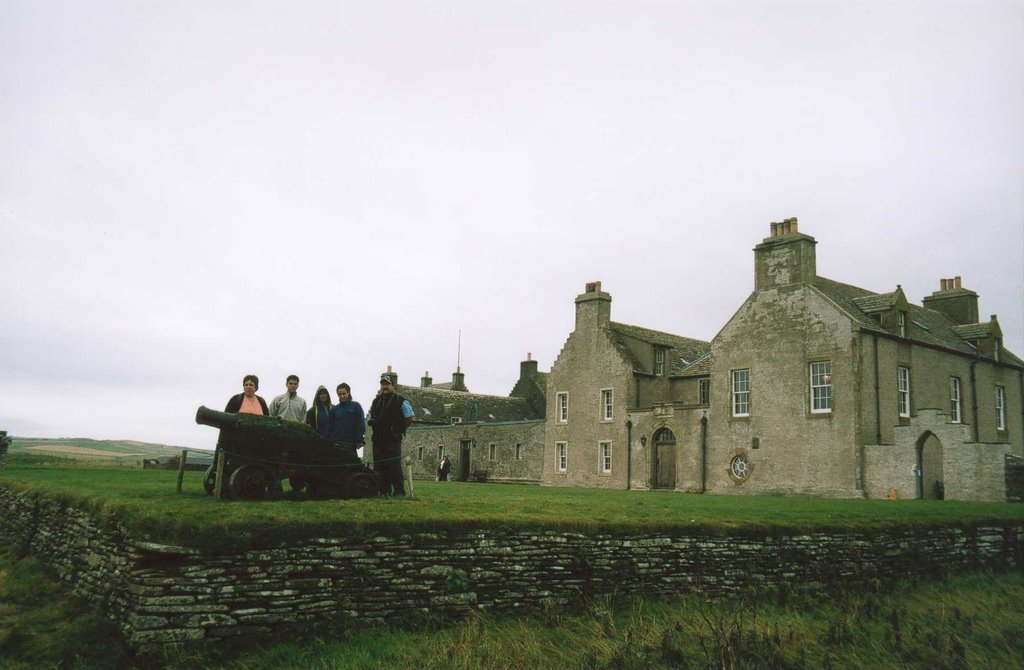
[{"left": 640, "top": 434, "right": 647, "bottom": 448}]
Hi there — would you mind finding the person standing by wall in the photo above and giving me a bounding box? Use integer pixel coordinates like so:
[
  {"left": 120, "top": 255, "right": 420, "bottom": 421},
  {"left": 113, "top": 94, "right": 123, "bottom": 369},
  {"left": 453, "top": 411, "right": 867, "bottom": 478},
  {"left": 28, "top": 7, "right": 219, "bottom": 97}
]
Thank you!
[
  {"left": 269, "top": 374, "right": 308, "bottom": 422},
  {"left": 438, "top": 454, "right": 451, "bottom": 481},
  {"left": 368, "top": 373, "right": 414, "bottom": 497}
]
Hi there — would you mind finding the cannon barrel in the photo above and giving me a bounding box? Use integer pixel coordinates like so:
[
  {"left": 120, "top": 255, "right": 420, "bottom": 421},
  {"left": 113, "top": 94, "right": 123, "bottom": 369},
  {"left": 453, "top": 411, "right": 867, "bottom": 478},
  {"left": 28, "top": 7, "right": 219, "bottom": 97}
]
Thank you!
[{"left": 195, "top": 405, "right": 241, "bottom": 429}]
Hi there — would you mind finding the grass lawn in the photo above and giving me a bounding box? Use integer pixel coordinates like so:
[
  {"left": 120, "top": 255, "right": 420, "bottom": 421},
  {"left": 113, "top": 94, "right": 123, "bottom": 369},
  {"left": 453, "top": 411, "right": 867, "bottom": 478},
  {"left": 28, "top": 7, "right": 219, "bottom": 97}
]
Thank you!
[{"left": 2, "top": 459, "right": 1023, "bottom": 552}]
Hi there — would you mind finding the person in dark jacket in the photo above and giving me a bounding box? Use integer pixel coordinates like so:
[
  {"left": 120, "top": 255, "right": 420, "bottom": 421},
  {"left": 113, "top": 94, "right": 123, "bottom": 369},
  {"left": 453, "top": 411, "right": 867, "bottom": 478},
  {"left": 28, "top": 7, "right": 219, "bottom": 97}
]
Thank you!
[
  {"left": 327, "top": 383, "right": 366, "bottom": 449},
  {"left": 438, "top": 455, "right": 451, "bottom": 481},
  {"left": 224, "top": 374, "right": 268, "bottom": 415},
  {"left": 305, "top": 385, "right": 332, "bottom": 438},
  {"left": 368, "top": 373, "right": 414, "bottom": 497}
]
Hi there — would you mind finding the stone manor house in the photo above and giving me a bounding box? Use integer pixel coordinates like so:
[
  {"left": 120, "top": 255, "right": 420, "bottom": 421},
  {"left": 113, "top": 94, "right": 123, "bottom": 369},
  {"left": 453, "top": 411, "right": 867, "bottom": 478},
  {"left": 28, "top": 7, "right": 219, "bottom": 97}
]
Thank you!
[{"left": 389, "top": 221, "right": 1023, "bottom": 501}]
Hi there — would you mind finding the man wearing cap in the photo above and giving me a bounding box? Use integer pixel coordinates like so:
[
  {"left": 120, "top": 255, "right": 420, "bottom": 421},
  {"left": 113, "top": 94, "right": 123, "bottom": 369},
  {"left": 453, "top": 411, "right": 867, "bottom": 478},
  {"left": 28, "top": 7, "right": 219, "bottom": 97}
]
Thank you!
[{"left": 368, "top": 373, "right": 414, "bottom": 497}]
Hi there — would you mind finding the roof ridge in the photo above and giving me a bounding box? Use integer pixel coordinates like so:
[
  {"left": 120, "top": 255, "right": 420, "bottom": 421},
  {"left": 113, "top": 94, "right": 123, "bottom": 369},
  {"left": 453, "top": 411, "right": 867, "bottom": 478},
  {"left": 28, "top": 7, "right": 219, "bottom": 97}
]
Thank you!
[{"left": 609, "top": 321, "right": 711, "bottom": 347}]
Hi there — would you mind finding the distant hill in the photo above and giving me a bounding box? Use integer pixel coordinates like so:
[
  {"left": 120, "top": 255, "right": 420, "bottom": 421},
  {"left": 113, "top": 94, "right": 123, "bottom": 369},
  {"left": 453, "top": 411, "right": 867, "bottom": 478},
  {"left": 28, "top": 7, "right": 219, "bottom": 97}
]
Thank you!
[{"left": 8, "top": 437, "right": 211, "bottom": 463}]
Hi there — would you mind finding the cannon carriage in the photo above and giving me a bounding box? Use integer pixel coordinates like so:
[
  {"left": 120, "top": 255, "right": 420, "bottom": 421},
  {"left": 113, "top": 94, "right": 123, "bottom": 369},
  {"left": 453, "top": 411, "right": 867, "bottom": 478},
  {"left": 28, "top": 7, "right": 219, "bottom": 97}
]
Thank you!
[{"left": 195, "top": 406, "right": 379, "bottom": 500}]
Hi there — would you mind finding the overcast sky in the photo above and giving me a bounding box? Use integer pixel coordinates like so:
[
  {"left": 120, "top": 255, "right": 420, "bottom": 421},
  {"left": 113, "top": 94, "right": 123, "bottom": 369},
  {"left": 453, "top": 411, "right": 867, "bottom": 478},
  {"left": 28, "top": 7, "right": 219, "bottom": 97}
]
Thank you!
[{"left": 2, "top": 1, "right": 1022, "bottom": 450}]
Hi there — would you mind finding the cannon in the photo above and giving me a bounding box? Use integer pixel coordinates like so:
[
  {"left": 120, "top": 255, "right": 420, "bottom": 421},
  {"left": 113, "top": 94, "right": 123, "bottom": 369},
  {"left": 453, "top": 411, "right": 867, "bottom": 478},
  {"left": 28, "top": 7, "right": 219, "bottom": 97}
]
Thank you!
[{"left": 195, "top": 406, "right": 379, "bottom": 500}]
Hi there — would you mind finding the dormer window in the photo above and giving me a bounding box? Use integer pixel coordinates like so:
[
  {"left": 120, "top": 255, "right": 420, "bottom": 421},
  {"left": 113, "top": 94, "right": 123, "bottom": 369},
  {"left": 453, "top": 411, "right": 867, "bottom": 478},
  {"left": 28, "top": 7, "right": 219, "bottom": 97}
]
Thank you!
[
  {"left": 654, "top": 348, "right": 665, "bottom": 376},
  {"left": 898, "top": 312, "right": 906, "bottom": 338},
  {"left": 994, "top": 339, "right": 1000, "bottom": 362}
]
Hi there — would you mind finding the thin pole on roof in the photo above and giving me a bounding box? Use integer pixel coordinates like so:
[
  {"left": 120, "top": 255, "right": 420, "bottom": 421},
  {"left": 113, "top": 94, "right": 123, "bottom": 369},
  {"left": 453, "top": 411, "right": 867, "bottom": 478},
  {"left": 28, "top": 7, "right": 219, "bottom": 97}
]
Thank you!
[{"left": 457, "top": 329, "right": 462, "bottom": 371}]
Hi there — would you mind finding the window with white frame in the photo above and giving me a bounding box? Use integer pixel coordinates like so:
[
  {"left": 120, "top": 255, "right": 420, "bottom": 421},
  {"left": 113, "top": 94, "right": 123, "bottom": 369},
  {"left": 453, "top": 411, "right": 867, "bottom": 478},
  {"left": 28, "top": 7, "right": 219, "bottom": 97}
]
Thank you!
[
  {"left": 898, "top": 312, "right": 906, "bottom": 338},
  {"left": 556, "top": 442, "right": 567, "bottom": 472},
  {"left": 600, "top": 388, "right": 613, "bottom": 421},
  {"left": 599, "top": 441, "right": 612, "bottom": 473},
  {"left": 698, "top": 379, "right": 710, "bottom": 405},
  {"left": 488, "top": 443, "right": 496, "bottom": 460},
  {"left": 949, "top": 377, "right": 962, "bottom": 423},
  {"left": 557, "top": 392, "right": 568, "bottom": 423},
  {"left": 897, "top": 367, "right": 911, "bottom": 418},
  {"left": 515, "top": 443, "right": 522, "bottom": 460},
  {"left": 731, "top": 369, "right": 750, "bottom": 417},
  {"left": 654, "top": 348, "right": 666, "bottom": 376},
  {"left": 809, "top": 361, "right": 832, "bottom": 413},
  {"left": 996, "top": 386, "right": 1006, "bottom": 431}
]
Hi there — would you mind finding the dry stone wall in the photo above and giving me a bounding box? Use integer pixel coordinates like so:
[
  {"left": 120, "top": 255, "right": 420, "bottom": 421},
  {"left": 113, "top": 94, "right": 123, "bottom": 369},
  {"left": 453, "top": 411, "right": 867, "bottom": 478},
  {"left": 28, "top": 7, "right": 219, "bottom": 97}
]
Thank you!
[{"left": 1, "top": 485, "right": 1022, "bottom": 653}]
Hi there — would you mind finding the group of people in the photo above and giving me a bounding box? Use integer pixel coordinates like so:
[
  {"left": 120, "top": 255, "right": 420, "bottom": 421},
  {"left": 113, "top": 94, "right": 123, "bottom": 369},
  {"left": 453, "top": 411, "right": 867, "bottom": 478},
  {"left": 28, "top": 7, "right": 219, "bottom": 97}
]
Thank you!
[{"left": 224, "top": 373, "right": 414, "bottom": 497}]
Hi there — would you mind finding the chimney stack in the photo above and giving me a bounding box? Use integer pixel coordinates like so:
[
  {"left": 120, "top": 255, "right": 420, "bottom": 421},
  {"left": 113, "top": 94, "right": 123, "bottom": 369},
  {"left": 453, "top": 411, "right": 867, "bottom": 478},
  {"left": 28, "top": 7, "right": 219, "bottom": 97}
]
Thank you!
[
  {"left": 421, "top": 370, "right": 432, "bottom": 387},
  {"left": 519, "top": 352, "right": 539, "bottom": 381},
  {"left": 381, "top": 364, "right": 398, "bottom": 387},
  {"left": 575, "top": 281, "right": 612, "bottom": 330},
  {"left": 923, "top": 276, "right": 979, "bottom": 325},
  {"left": 755, "top": 218, "right": 816, "bottom": 289},
  {"left": 451, "top": 367, "right": 467, "bottom": 392}
]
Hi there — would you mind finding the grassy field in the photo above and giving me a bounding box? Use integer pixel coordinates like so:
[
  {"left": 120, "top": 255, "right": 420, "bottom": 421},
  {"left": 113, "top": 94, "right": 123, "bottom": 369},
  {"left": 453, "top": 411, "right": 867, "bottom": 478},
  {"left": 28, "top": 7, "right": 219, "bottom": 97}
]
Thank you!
[
  {"left": 3, "top": 460, "right": 1024, "bottom": 668},
  {"left": 2, "top": 459, "right": 1024, "bottom": 552},
  {"left": 6, "top": 437, "right": 200, "bottom": 464},
  {"left": 1, "top": 545, "right": 1022, "bottom": 669}
]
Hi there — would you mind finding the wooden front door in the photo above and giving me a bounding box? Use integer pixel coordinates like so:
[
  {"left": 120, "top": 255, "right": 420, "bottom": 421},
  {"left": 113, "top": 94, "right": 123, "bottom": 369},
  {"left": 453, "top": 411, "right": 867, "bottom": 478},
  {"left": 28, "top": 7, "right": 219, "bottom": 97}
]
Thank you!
[
  {"left": 918, "top": 433, "right": 944, "bottom": 500},
  {"left": 458, "top": 440, "right": 472, "bottom": 482},
  {"left": 652, "top": 427, "right": 676, "bottom": 489}
]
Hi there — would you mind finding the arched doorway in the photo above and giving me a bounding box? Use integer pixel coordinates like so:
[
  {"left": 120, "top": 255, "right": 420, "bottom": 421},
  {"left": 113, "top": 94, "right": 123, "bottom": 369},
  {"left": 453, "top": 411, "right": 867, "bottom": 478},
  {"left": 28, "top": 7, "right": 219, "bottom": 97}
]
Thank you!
[
  {"left": 652, "top": 427, "right": 676, "bottom": 490},
  {"left": 916, "top": 431, "right": 944, "bottom": 500}
]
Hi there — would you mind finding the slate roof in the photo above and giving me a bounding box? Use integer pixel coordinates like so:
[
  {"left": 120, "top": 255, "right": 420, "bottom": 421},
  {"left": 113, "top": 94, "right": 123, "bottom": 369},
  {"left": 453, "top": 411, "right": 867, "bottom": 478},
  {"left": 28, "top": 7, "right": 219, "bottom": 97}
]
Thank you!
[
  {"left": 677, "top": 352, "right": 711, "bottom": 377},
  {"left": 393, "top": 385, "right": 540, "bottom": 425},
  {"left": 426, "top": 382, "right": 460, "bottom": 391},
  {"left": 811, "top": 277, "right": 889, "bottom": 334},
  {"left": 951, "top": 323, "right": 995, "bottom": 340},
  {"left": 608, "top": 322, "right": 711, "bottom": 376},
  {"left": 851, "top": 291, "right": 899, "bottom": 314},
  {"left": 812, "top": 276, "right": 1022, "bottom": 367},
  {"left": 513, "top": 370, "right": 548, "bottom": 395}
]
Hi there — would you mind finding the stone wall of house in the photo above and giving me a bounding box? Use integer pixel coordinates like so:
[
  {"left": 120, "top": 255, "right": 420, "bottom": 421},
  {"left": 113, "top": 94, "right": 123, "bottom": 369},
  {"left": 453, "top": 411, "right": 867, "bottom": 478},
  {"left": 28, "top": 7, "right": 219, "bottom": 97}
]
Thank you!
[
  {"left": 2, "top": 485, "right": 1023, "bottom": 654},
  {"left": 545, "top": 289, "right": 636, "bottom": 489},
  {"left": 404, "top": 420, "right": 544, "bottom": 483},
  {"left": 860, "top": 409, "right": 1015, "bottom": 502},
  {"left": 710, "top": 284, "right": 863, "bottom": 497}
]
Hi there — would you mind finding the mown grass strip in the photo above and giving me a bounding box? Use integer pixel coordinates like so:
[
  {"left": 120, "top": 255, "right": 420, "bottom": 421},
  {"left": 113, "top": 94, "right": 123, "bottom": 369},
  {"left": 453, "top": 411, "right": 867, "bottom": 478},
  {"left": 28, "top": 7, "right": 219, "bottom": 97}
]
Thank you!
[{"left": 2, "top": 460, "right": 1023, "bottom": 552}]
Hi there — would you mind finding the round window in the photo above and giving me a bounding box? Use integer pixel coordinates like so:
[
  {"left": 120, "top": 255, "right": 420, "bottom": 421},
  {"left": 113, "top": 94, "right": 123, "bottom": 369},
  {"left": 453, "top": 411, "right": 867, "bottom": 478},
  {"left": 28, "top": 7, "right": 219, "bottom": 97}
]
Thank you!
[{"left": 730, "top": 454, "right": 750, "bottom": 480}]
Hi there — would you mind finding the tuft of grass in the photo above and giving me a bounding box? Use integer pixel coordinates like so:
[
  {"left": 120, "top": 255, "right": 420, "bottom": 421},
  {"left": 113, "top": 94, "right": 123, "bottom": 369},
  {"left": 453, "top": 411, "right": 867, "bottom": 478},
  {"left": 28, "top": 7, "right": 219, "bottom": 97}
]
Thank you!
[
  {"left": 184, "top": 571, "right": 1022, "bottom": 669},
  {"left": 0, "top": 549, "right": 130, "bottom": 670}
]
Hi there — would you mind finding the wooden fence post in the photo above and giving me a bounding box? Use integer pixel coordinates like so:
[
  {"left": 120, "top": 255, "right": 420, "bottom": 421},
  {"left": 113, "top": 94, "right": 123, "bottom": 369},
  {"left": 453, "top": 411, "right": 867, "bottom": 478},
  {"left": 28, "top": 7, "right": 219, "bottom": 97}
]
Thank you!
[
  {"left": 405, "top": 456, "right": 414, "bottom": 500},
  {"left": 175, "top": 449, "right": 187, "bottom": 493},
  {"left": 214, "top": 448, "right": 226, "bottom": 500}
]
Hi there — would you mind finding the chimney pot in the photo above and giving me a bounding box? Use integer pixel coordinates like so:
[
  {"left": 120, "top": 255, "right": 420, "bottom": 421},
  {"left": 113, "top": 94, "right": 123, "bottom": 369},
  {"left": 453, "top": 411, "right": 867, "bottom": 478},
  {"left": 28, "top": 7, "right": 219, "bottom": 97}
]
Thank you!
[
  {"left": 954, "top": 276, "right": 962, "bottom": 289},
  {"left": 527, "top": 352, "right": 532, "bottom": 361}
]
